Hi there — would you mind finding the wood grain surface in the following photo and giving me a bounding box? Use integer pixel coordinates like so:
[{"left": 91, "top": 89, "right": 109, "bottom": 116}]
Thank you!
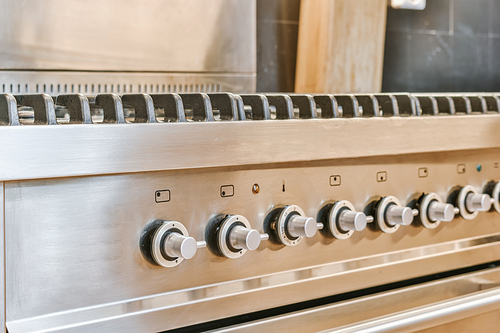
[{"left": 295, "top": 0, "right": 387, "bottom": 93}]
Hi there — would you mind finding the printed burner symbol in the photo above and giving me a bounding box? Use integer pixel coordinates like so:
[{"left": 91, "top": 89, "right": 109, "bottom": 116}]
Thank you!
[
  {"left": 330, "top": 175, "right": 341, "bottom": 186},
  {"left": 220, "top": 185, "right": 234, "bottom": 197},
  {"left": 377, "top": 171, "right": 387, "bottom": 182},
  {"left": 457, "top": 164, "right": 466, "bottom": 174},
  {"left": 418, "top": 167, "right": 428, "bottom": 178},
  {"left": 155, "top": 190, "right": 171, "bottom": 203}
]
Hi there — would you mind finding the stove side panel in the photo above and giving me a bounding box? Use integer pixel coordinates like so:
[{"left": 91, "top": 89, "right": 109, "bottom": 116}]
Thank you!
[
  {"left": 0, "top": 0, "right": 256, "bottom": 73},
  {"left": 0, "top": 182, "right": 4, "bottom": 333}
]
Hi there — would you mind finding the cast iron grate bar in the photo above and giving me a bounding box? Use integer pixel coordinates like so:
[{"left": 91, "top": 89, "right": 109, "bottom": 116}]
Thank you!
[{"left": 1, "top": 92, "right": 499, "bottom": 126}]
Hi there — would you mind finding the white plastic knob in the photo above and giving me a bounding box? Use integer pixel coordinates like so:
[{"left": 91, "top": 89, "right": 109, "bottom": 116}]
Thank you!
[
  {"left": 339, "top": 211, "right": 367, "bottom": 231},
  {"left": 386, "top": 205, "right": 414, "bottom": 226},
  {"left": 428, "top": 201, "right": 456, "bottom": 222},
  {"left": 287, "top": 215, "right": 321, "bottom": 238},
  {"left": 466, "top": 193, "right": 492, "bottom": 212},
  {"left": 163, "top": 233, "right": 199, "bottom": 260},
  {"left": 229, "top": 226, "right": 268, "bottom": 251}
]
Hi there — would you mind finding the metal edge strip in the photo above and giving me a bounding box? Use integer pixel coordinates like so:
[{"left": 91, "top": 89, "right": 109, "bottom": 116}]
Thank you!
[
  {"left": 327, "top": 286, "right": 500, "bottom": 333},
  {"left": 1, "top": 115, "right": 500, "bottom": 181},
  {"left": 210, "top": 267, "right": 500, "bottom": 333},
  {"left": 7, "top": 233, "right": 500, "bottom": 332},
  {"left": 0, "top": 183, "right": 4, "bottom": 333},
  {"left": 0, "top": 72, "right": 257, "bottom": 95}
]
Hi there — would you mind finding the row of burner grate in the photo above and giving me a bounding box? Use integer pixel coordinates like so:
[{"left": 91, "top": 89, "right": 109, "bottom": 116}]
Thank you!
[{"left": 1, "top": 92, "right": 500, "bottom": 125}]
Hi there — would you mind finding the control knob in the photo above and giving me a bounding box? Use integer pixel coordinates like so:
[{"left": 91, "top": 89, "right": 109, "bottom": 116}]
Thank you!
[
  {"left": 321, "top": 200, "right": 373, "bottom": 239},
  {"left": 466, "top": 193, "right": 491, "bottom": 212},
  {"left": 287, "top": 215, "right": 319, "bottom": 238},
  {"left": 213, "top": 214, "right": 269, "bottom": 259},
  {"left": 485, "top": 181, "right": 500, "bottom": 213},
  {"left": 140, "top": 220, "right": 206, "bottom": 268},
  {"left": 271, "top": 205, "right": 323, "bottom": 246},
  {"left": 456, "top": 185, "right": 493, "bottom": 220},
  {"left": 163, "top": 233, "right": 199, "bottom": 259},
  {"left": 385, "top": 205, "right": 414, "bottom": 226},
  {"left": 375, "top": 196, "right": 418, "bottom": 233},
  {"left": 428, "top": 201, "right": 456, "bottom": 221},
  {"left": 418, "top": 192, "right": 459, "bottom": 229}
]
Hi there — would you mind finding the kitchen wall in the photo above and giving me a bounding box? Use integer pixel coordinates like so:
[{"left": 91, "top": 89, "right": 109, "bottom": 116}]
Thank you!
[
  {"left": 383, "top": 0, "right": 500, "bottom": 92},
  {"left": 257, "top": 0, "right": 300, "bottom": 92},
  {"left": 257, "top": 0, "right": 500, "bottom": 93}
]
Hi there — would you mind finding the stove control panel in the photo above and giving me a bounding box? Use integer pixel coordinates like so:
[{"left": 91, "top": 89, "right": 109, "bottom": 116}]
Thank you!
[
  {"left": 49, "top": 150, "right": 489, "bottom": 270},
  {"left": 139, "top": 177, "right": 500, "bottom": 267}
]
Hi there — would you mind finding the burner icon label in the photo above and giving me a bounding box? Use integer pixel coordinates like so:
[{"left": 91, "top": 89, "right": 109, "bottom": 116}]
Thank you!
[
  {"left": 377, "top": 171, "right": 387, "bottom": 182},
  {"left": 155, "top": 190, "right": 171, "bottom": 203},
  {"left": 220, "top": 185, "right": 234, "bottom": 197},
  {"left": 330, "top": 175, "right": 341, "bottom": 186},
  {"left": 418, "top": 167, "right": 428, "bottom": 178}
]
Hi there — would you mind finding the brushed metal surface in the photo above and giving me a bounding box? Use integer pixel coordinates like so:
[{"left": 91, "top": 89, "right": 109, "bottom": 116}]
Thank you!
[
  {"left": 209, "top": 267, "right": 500, "bottom": 333},
  {"left": 416, "top": 310, "right": 500, "bottom": 333},
  {"left": 7, "top": 235, "right": 500, "bottom": 333},
  {"left": 2, "top": 115, "right": 500, "bottom": 181},
  {"left": 0, "top": 0, "right": 256, "bottom": 73},
  {"left": 327, "top": 287, "right": 500, "bottom": 333},
  {"left": 5, "top": 148, "right": 500, "bottom": 332},
  {"left": 0, "top": 182, "right": 4, "bottom": 333},
  {"left": 3, "top": 94, "right": 500, "bottom": 331},
  {"left": 0, "top": 71, "right": 256, "bottom": 95}
]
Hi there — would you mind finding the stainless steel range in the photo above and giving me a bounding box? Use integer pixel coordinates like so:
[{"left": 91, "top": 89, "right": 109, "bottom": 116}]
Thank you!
[{"left": 2, "top": 91, "right": 500, "bottom": 332}]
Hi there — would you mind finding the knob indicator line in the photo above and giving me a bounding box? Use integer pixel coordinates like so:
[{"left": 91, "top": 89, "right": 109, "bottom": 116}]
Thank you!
[
  {"left": 323, "top": 200, "right": 370, "bottom": 239},
  {"left": 457, "top": 185, "right": 492, "bottom": 220},
  {"left": 145, "top": 221, "right": 205, "bottom": 268},
  {"left": 418, "top": 193, "right": 456, "bottom": 229},
  {"left": 214, "top": 215, "right": 269, "bottom": 259},
  {"left": 273, "top": 205, "right": 321, "bottom": 246},
  {"left": 376, "top": 196, "right": 415, "bottom": 233}
]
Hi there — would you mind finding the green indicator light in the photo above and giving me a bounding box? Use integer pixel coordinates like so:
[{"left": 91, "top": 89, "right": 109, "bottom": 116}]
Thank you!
[{"left": 477, "top": 164, "right": 482, "bottom": 172}]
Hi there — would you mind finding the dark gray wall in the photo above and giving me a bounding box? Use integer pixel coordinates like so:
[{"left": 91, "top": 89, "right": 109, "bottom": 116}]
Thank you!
[
  {"left": 257, "top": 0, "right": 301, "bottom": 92},
  {"left": 257, "top": 0, "right": 499, "bottom": 93},
  {"left": 383, "top": 0, "right": 500, "bottom": 92}
]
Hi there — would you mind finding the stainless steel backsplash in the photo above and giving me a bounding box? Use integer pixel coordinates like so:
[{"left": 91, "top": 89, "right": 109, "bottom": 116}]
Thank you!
[{"left": 0, "top": 0, "right": 256, "bottom": 93}]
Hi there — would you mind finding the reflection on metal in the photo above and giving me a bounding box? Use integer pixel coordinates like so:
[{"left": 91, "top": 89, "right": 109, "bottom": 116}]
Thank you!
[
  {"left": 0, "top": 71, "right": 255, "bottom": 95},
  {"left": 210, "top": 267, "right": 500, "bottom": 332},
  {"left": 331, "top": 286, "right": 500, "bottom": 333},
  {"left": 0, "top": 0, "right": 256, "bottom": 93},
  {"left": 6, "top": 231, "right": 500, "bottom": 332},
  {"left": 389, "top": 0, "right": 426, "bottom": 10},
  {"left": 0, "top": 182, "right": 4, "bottom": 333}
]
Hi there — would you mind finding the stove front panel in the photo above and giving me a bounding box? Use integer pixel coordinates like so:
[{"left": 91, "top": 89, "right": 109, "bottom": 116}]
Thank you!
[{"left": 5, "top": 149, "right": 500, "bottom": 332}]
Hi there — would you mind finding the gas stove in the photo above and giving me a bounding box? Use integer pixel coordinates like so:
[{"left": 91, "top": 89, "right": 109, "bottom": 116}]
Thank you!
[{"left": 1, "top": 92, "right": 500, "bottom": 332}]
